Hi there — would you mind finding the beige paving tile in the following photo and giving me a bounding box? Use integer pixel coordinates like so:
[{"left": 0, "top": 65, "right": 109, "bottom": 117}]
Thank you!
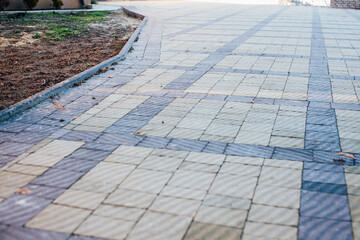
[
  {"left": 347, "top": 185, "right": 360, "bottom": 196},
  {"left": 349, "top": 195, "right": 360, "bottom": 222},
  {"left": 352, "top": 222, "right": 360, "bottom": 240},
  {"left": 138, "top": 155, "right": 183, "bottom": 172},
  {"left": 243, "top": 221, "right": 297, "bottom": 239},
  {"left": 248, "top": 204, "right": 298, "bottom": 226},
  {"left": 203, "top": 194, "right": 251, "bottom": 210},
  {"left": 0, "top": 172, "right": 36, "bottom": 188},
  {"left": 112, "top": 145, "right": 153, "bottom": 158},
  {"left": 19, "top": 153, "right": 63, "bottom": 167},
  {"left": 151, "top": 149, "right": 189, "bottom": 159},
  {"left": 6, "top": 164, "right": 48, "bottom": 176},
  {"left": 104, "top": 154, "right": 145, "bottom": 165},
  {"left": 253, "top": 186, "right": 301, "bottom": 209},
  {"left": 0, "top": 185, "right": 18, "bottom": 198},
  {"left": 195, "top": 205, "right": 247, "bottom": 228},
  {"left": 209, "top": 174, "right": 258, "bottom": 199},
  {"left": 269, "top": 136, "right": 304, "bottom": 149},
  {"left": 219, "top": 162, "right": 261, "bottom": 177},
  {"left": 105, "top": 189, "right": 157, "bottom": 208},
  {"left": 185, "top": 152, "right": 225, "bottom": 165},
  {"left": 54, "top": 189, "right": 107, "bottom": 210},
  {"left": 127, "top": 211, "right": 192, "bottom": 240},
  {"left": 225, "top": 156, "right": 264, "bottom": 165},
  {"left": 184, "top": 222, "right": 242, "bottom": 240},
  {"left": 161, "top": 185, "right": 207, "bottom": 201},
  {"left": 120, "top": 169, "right": 172, "bottom": 194},
  {"left": 71, "top": 179, "right": 117, "bottom": 193},
  {"left": 81, "top": 162, "right": 135, "bottom": 185},
  {"left": 35, "top": 140, "right": 84, "bottom": 157},
  {"left": 150, "top": 196, "right": 201, "bottom": 217},
  {"left": 75, "top": 215, "right": 134, "bottom": 240},
  {"left": 258, "top": 166, "right": 302, "bottom": 189},
  {"left": 346, "top": 173, "right": 360, "bottom": 187},
  {"left": 168, "top": 170, "right": 215, "bottom": 191},
  {"left": 26, "top": 204, "right": 91, "bottom": 233},
  {"left": 264, "top": 159, "right": 303, "bottom": 169},
  {"left": 179, "top": 162, "right": 220, "bottom": 173},
  {"left": 94, "top": 205, "right": 144, "bottom": 222}
]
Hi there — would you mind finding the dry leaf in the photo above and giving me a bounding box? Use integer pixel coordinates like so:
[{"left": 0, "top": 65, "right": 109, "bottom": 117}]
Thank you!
[
  {"left": 15, "top": 188, "right": 32, "bottom": 195},
  {"left": 137, "top": 74, "right": 144, "bottom": 76},
  {"left": 185, "top": 49, "right": 190, "bottom": 52},
  {"left": 134, "top": 131, "right": 145, "bottom": 136},
  {"left": 251, "top": 100, "right": 255, "bottom": 103},
  {"left": 52, "top": 101, "right": 65, "bottom": 109},
  {"left": 312, "top": 142, "right": 321, "bottom": 145},
  {"left": 337, "top": 152, "right": 356, "bottom": 160}
]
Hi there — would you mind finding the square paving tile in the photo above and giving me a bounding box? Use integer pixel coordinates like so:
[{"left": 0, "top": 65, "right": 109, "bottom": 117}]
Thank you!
[
  {"left": 26, "top": 204, "right": 91, "bottom": 234},
  {"left": 127, "top": 211, "right": 192, "bottom": 240},
  {"left": 104, "top": 189, "right": 156, "bottom": 209},
  {"left": 184, "top": 222, "right": 242, "bottom": 240},
  {"left": 54, "top": 189, "right": 106, "bottom": 210},
  {"left": 195, "top": 205, "right": 247, "bottom": 228},
  {"left": 74, "top": 215, "right": 134, "bottom": 240},
  {"left": 248, "top": 204, "right": 298, "bottom": 226}
]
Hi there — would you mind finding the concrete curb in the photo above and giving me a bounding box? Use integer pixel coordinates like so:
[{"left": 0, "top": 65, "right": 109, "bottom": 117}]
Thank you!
[{"left": 0, "top": 7, "right": 147, "bottom": 123}]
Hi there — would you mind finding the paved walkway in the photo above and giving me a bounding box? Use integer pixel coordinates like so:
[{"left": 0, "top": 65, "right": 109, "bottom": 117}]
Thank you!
[{"left": 1, "top": 1, "right": 360, "bottom": 239}]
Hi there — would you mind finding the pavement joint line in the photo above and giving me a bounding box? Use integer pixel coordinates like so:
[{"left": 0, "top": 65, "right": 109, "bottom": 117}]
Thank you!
[
  {"left": 164, "top": 7, "right": 287, "bottom": 91},
  {"left": 299, "top": 8, "right": 352, "bottom": 239},
  {"left": 0, "top": 3, "right": 360, "bottom": 239},
  {"left": 164, "top": 6, "right": 256, "bottom": 38}
]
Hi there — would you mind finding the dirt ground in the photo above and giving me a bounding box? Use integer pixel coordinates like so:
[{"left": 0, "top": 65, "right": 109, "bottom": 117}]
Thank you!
[{"left": 0, "top": 10, "right": 141, "bottom": 110}]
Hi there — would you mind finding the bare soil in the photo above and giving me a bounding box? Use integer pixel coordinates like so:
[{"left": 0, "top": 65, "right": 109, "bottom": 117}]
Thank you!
[{"left": 0, "top": 10, "right": 141, "bottom": 110}]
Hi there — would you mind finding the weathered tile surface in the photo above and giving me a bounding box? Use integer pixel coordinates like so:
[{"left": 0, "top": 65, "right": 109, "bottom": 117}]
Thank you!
[{"left": 0, "top": 2, "right": 359, "bottom": 239}]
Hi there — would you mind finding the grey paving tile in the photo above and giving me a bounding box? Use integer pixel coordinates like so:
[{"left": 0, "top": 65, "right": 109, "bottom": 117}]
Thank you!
[
  {"left": 299, "top": 216, "right": 352, "bottom": 240},
  {"left": 303, "top": 169, "right": 345, "bottom": 185},
  {"left": 300, "top": 190, "right": 350, "bottom": 221},
  {"left": 0, "top": 195, "right": 52, "bottom": 226},
  {"left": 167, "top": 138, "right": 208, "bottom": 152},
  {"left": 302, "top": 181, "right": 347, "bottom": 195},
  {"left": 31, "top": 168, "right": 84, "bottom": 188},
  {"left": 225, "top": 143, "right": 274, "bottom": 158},
  {"left": 0, "top": 225, "right": 68, "bottom": 240}
]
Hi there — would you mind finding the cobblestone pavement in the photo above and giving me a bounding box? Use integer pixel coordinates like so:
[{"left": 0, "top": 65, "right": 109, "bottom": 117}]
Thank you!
[{"left": 1, "top": 1, "right": 360, "bottom": 239}]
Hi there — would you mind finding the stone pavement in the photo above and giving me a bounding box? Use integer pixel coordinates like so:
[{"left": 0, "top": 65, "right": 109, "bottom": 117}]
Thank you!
[{"left": 1, "top": 1, "right": 360, "bottom": 239}]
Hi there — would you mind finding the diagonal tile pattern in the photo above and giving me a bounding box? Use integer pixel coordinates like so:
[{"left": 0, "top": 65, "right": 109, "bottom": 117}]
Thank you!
[{"left": 1, "top": 1, "right": 360, "bottom": 239}]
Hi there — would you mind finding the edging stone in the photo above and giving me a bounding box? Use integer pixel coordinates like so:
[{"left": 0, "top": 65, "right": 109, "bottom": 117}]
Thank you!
[{"left": 0, "top": 7, "right": 147, "bottom": 123}]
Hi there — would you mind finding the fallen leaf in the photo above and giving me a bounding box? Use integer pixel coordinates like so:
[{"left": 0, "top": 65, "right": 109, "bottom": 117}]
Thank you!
[
  {"left": 333, "top": 158, "right": 346, "bottom": 163},
  {"left": 185, "top": 49, "right": 190, "bottom": 52},
  {"left": 92, "top": 97, "right": 96, "bottom": 99},
  {"left": 59, "top": 119, "right": 65, "bottom": 122},
  {"left": 134, "top": 131, "right": 145, "bottom": 136},
  {"left": 15, "top": 188, "right": 32, "bottom": 195},
  {"left": 78, "top": 138, "right": 82, "bottom": 141},
  {"left": 52, "top": 101, "right": 65, "bottom": 109},
  {"left": 337, "top": 152, "right": 356, "bottom": 160},
  {"left": 137, "top": 74, "right": 144, "bottom": 76},
  {"left": 251, "top": 100, "right": 255, "bottom": 103},
  {"left": 312, "top": 142, "right": 321, "bottom": 145}
]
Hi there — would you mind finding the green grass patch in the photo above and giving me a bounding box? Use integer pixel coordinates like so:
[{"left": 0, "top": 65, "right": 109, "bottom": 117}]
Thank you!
[{"left": 1, "top": 11, "right": 112, "bottom": 41}]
